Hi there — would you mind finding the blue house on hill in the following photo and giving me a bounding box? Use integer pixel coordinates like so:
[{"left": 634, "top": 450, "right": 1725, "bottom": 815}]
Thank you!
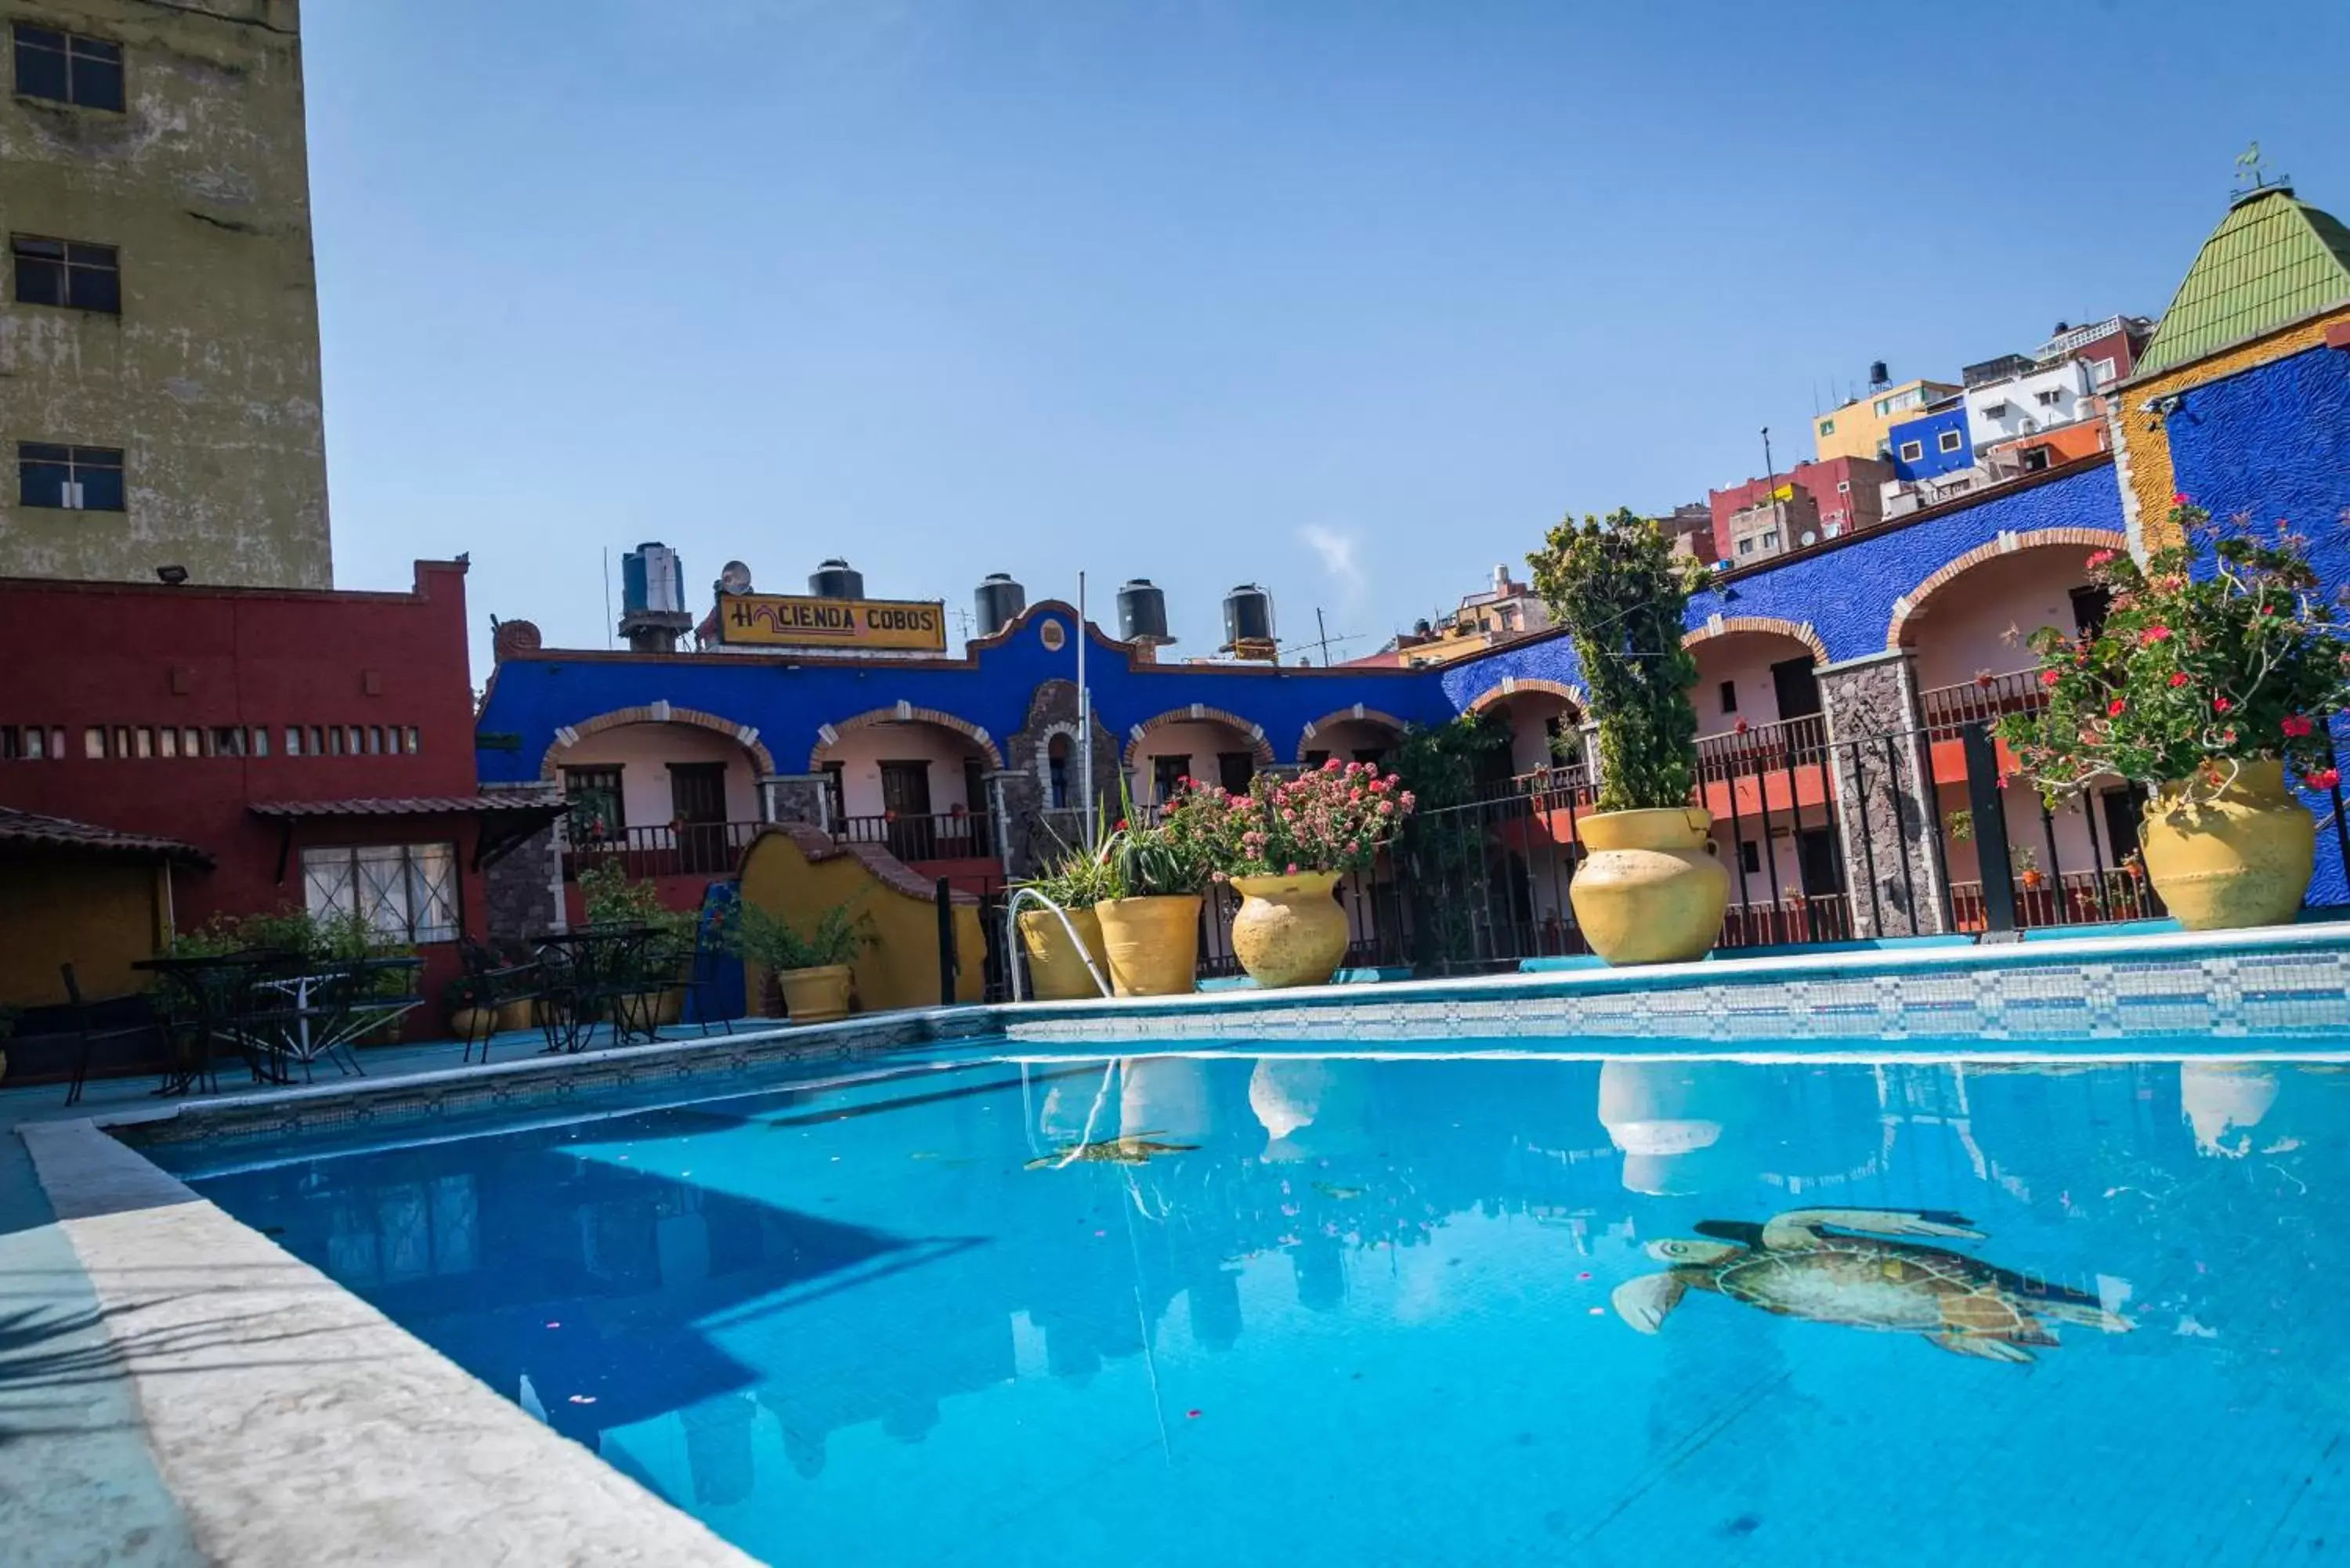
[{"left": 1885, "top": 403, "right": 1974, "bottom": 481}]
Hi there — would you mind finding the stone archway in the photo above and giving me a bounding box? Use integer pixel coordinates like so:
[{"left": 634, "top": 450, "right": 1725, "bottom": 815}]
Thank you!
[
  {"left": 1683, "top": 615, "right": 1828, "bottom": 667},
  {"left": 1886, "top": 527, "right": 2128, "bottom": 651},
  {"left": 1294, "top": 705, "right": 1409, "bottom": 764},
  {"left": 809, "top": 703, "right": 1003, "bottom": 771},
  {"left": 1121, "top": 704, "right": 1278, "bottom": 771},
  {"left": 1462, "top": 676, "right": 1587, "bottom": 717},
  {"left": 537, "top": 702, "right": 775, "bottom": 781}
]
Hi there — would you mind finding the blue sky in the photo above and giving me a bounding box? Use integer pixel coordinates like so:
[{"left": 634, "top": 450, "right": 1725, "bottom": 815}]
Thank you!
[{"left": 304, "top": 1, "right": 2350, "bottom": 677}]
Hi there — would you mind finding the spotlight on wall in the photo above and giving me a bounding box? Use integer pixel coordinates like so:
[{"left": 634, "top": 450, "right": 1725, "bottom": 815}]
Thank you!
[{"left": 155, "top": 564, "right": 190, "bottom": 586}]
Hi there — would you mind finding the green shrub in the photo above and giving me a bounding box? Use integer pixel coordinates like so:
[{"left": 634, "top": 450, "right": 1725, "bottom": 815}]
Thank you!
[{"left": 725, "top": 901, "right": 871, "bottom": 972}]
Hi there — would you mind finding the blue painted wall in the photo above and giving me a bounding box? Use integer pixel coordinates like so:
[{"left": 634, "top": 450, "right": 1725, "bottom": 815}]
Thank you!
[
  {"left": 2164, "top": 342, "right": 2350, "bottom": 905},
  {"left": 1885, "top": 406, "right": 1973, "bottom": 482},
  {"left": 479, "top": 463, "right": 2130, "bottom": 780}
]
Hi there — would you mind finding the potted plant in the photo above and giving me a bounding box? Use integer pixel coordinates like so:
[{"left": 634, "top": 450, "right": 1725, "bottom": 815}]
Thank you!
[
  {"left": 1945, "top": 808, "right": 1975, "bottom": 843},
  {"left": 1528, "top": 508, "right": 1728, "bottom": 964},
  {"left": 443, "top": 974, "right": 497, "bottom": 1042},
  {"left": 1011, "top": 822, "right": 1116, "bottom": 1001},
  {"left": 1198, "top": 759, "right": 1416, "bottom": 988},
  {"left": 725, "top": 900, "right": 871, "bottom": 1024},
  {"left": 1093, "top": 790, "right": 1217, "bottom": 996},
  {"left": 1998, "top": 499, "right": 2350, "bottom": 930},
  {"left": 2012, "top": 845, "right": 2044, "bottom": 891}
]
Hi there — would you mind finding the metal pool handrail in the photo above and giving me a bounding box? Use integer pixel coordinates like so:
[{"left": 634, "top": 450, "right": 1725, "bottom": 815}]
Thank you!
[{"left": 1003, "top": 887, "right": 1112, "bottom": 1002}]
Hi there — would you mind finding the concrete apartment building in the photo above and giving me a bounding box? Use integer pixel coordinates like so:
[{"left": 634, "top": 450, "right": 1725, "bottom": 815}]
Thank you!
[{"left": 0, "top": 0, "right": 329, "bottom": 588}]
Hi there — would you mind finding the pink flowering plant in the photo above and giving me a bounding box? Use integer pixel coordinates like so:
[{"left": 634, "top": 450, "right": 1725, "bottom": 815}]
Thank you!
[
  {"left": 1998, "top": 499, "right": 2350, "bottom": 804},
  {"left": 1167, "top": 758, "right": 1418, "bottom": 880}
]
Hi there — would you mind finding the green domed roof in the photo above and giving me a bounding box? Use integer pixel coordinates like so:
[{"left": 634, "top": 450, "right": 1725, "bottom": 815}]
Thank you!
[{"left": 2136, "top": 184, "right": 2350, "bottom": 378}]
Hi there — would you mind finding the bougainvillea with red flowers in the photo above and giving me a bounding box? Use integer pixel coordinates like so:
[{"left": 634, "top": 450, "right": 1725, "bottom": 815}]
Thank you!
[{"left": 1998, "top": 499, "right": 2350, "bottom": 804}]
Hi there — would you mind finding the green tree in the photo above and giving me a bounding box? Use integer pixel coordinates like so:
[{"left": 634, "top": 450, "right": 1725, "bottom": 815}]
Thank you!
[{"left": 1527, "top": 508, "right": 1705, "bottom": 812}]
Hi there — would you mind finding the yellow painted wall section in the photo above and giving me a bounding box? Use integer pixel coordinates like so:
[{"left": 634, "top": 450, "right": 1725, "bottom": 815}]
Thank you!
[
  {"left": 735, "top": 826, "right": 985, "bottom": 1017},
  {"left": 0, "top": 858, "right": 164, "bottom": 1007},
  {"left": 2114, "top": 307, "right": 2350, "bottom": 555}
]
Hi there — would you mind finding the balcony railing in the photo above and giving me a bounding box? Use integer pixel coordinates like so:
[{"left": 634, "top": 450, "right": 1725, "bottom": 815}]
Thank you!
[
  {"left": 1695, "top": 713, "right": 1829, "bottom": 772},
  {"left": 837, "top": 811, "right": 996, "bottom": 865},
  {"left": 1920, "top": 667, "right": 2047, "bottom": 737},
  {"left": 1947, "top": 869, "right": 2165, "bottom": 932},
  {"left": 563, "top": 821, "right": 765, "bottom": 881}
]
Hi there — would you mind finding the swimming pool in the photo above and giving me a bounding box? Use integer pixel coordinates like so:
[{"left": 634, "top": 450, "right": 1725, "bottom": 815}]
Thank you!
[{"left": 172, "top": 1042, "right": 2350, "bottom": 1565}]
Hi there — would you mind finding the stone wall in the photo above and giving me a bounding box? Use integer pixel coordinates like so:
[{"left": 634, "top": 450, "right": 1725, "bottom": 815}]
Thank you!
[
  {"left": 1002, "top": 680, "right": 1122, "bottom": 877},
  {"left": 1817, "top": 652, "right": 1946, "bottom": 937},
  {"left": 480, "top": 787, "right": 563, "bottom": 940}
]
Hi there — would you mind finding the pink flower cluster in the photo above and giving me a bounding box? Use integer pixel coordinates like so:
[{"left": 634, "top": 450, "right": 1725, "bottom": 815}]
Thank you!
[{"left": 1169, "top": 757, "right": 1417, "bottom": 877}]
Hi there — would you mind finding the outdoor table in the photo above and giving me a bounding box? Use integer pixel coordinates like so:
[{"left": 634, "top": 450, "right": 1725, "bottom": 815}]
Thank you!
[
  {"left": 248, "top": 956, "right": 425, "bottom": 1081},
  {"left": 533, "top": 925, "right": 662, "bottom": 1053},
  {"left": 131, "top": 950, "right": 292, "bottom": 1095}
]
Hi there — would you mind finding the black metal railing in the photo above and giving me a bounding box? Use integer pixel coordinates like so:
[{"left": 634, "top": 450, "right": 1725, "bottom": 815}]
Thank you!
[
  {"left": 1920, "top": 667, "right": 2046, "bottom": 737},
  {"left": 562, "top": 821, "right": 764, "bottom": 880}
]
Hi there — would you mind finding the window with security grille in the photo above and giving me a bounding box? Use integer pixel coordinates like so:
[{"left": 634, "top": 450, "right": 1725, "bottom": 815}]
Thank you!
[
  {"left": 18, "top": 443, "right": 123, "bottom": 510},
  {"left": 13, "top": 23, "right": 124, "bottom": 110},
  {"left": 13, "top": 236, "right": 119, "bottom": 312},
  {"left": 301, "top": 843, "right": 460, "bottom": 944}
]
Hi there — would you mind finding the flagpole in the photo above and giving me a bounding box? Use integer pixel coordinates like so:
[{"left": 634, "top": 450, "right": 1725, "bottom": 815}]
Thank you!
[{"left": 1078, "top": 571, "right": 1094, "bottom": 850}]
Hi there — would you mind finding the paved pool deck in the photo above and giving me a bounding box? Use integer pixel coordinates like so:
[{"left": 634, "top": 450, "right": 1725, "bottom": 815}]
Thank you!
[{"left": 0, "top": 1024, "right": 753, "bottom": 1568}]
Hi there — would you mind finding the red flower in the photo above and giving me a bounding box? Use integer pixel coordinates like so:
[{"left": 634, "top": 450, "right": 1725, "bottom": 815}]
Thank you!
[
  {"left": 1734, "top": 717, "right": 1750, "bottom": 735},
  {"left": 2283, "top": 715, "right": 2316, "bottom": 738},
  {"left": 2107, "top": 699, "right": 2128, "bottom": 717},
  {"left": 2168, "top": 672, "right": 2190, "bottom": 688},
  {"left": 1322, "top": 757, "right": 1342, "bottom": 772},
  {"left": 2172, "top": 492, "right": 2191, "bottom": 506},
  {"left": 2139, "top": 625, "right": 2172, "bottom": 646},
  {"left": 2307, "top": 768, "right": 2342, "bottom": 792},
  {"left": 2040, "top": 669, "right": 2063, "bottom": 688},
  {"left": 1973, "top": 670, "right": 1995, "bottom": 689},
  {"left": 2086, "top": 549, "right": 2117, "bottom": 569},
  {"left": 2213, "top": 696, "right": 2233, "bottom": 714},
  {"left": 1114, "top": 818, "right": 1129, "bottom": 832}
]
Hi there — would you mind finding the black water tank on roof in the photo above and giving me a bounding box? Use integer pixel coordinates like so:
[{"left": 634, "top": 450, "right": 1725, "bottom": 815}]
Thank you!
[
  {"left": 1118, "top": 579, "right": 1170, "bottom": 642},
  {"left": 1224, "top": 583, "right": 1274, "bottom": 647},
  {"left": 810, "top": 558, "right": 864, "bottom": 598},
  {"left": 974, "top": 573, "right": 1026, "bottom": 635}
]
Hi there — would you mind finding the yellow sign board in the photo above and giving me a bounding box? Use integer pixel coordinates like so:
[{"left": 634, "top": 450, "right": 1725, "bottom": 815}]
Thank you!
[{"left": 716, "top": 594, "right": 948, "bottom": 652}]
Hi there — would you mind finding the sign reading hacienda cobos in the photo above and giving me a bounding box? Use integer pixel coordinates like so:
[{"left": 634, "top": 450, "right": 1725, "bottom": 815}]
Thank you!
[{"left": 717, "top": 594, "right": 948, "bottom": 652}]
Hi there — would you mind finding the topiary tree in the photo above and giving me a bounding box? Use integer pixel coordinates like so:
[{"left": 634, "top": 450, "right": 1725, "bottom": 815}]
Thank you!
[{"left": 1528, "top": 508, "right": 1705, "bottom": 813}]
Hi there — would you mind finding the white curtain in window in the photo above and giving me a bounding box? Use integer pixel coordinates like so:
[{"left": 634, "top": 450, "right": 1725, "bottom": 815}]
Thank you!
[
  {"left": 356, "top": 846, "right": 414, "bottom": 939},
  {"left": 407, "top": 843, "right": 459, "bottom": 943},
  {"left": 302, "top": 847, "right": 357, "bottom": 921}
]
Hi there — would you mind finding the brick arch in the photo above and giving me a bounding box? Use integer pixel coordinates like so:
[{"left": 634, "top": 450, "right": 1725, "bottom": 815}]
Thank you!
[
  {"left": 538, "top": 703, "right": 775, "bottom": 781},
  {"left": 809, "top": 705, "right": 1004, "bottom": 771},
  {"left": 1886, "top": 527, "right": 2128, "bottom": 649},
  {"left": 1121, "top": 705, "right": 1278, "bottom": 769},
  {"left": 1462, "top": 677, "right": 1586, "bottom": 717},
  {"left": 1682, "top": 615, "right": 1828, "bottom": 667},
  {"left": 1293, "top": 706, "right": 1409, "bottom": 763}
]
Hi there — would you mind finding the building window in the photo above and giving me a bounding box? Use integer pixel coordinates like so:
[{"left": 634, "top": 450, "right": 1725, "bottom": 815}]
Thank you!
[
  {"left": 301, "top": 843, "right": 461, "bottom": 945},
  {"left": 2035, "top": 388, "right": 2062, "bottom": 407},
  {"left": 1938, "top": 429, "right": 1964, "bottom": 453},
  {"left": 11, "top": 236, "right": 120, "bottom": 313},
  {"left": 1873, "top": 398, "right": 1892, "bottom": 417},
  {"left": 1152, "top": 755, "right": 1188, "bottom": 803},
  {"left": 1737, "top": 537, "right": 1755, "bottom": 556},
  {"left": 83, "top": 726, "right": 105, "bottom": 759},
  {"left": 1817, "top": 418, "right": 1835, "bottom": 436},
  {"left": 1898, "top": 440, "right": 1924, "bottom": 462},
  {"left": 211, "top": 726, "right": 245, "bottom": 757},
  {"left": 1217, "top": 752, "right": 1256, "bottom": 794},
  {"left": 1719, "top": 681, "right": 1738, "bottom": 715},
  {"left": 1738, "top": 840, "right": 1762, "bottom": 876},
  {"left": 1983, "top": 402, "right": 2008, "bottom": 419},
  {"left": 284, "top": 727, "right": 303, "bottom": 756},
  {"left": 17, "top": 443, "right": 125, "bottom": 510},
  {"left": 1760, "top": 530, "right": 1780, "bottom": 550},
  {"left": 134, "top": 726, "right": 153, "bottom": 758},
  {"left": 562, "top": 765, "right": 624, "bottom": 843},
  {"left": 2091, "top": 357, "right": 2116, "bottom": 386},
  {"left": 1835, "top": 480, "right": 1850, "bottom": 493},
  {"left": 13, "top": 23, "right": 125, "bottom": 111}
]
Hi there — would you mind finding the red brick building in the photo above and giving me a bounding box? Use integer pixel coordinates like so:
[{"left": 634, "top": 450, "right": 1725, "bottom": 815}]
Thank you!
[
  {"left": 1706, "top": 454, "right": 1896, "bottom": 564},
  {"left": 0, "top": 561, "right": 559, "bottom": 1017}
]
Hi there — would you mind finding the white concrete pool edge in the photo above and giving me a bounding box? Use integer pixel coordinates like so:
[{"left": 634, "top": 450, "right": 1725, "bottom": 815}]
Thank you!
[{"left": 18, "top": 1117, "right": 759, "bottom": 1568}]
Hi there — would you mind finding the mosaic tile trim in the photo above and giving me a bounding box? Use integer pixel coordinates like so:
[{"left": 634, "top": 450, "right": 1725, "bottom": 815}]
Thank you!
[{"left": 1004, "top": 940, "right": 2350, "bottom": 1049}]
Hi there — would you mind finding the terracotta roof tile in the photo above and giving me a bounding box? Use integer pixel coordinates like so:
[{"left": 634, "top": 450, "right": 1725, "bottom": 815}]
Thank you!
[{"left": 0, "top": 807, "right": 213, "bottom": 865}]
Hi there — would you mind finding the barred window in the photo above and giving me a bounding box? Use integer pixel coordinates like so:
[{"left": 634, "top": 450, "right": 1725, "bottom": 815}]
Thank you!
[{"left": 301, "top": 843, "right": 459, "bottom": 944}]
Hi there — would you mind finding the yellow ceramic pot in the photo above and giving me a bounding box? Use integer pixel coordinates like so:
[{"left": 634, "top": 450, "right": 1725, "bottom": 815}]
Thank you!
[
  {"left": 1569, "top": 807, "right": 1732, "bottom": 966},
  {"left": 449, "top": 1006, "right": 496, "bottom": 1041},
  {"left": 1094, "top": 894, "right": 1202, "bottom": 997},
  {"left": 777, "top": 963, "right": 855, "bottom": 1025},
  {"left": 1017, "top": 906, "right": 1111, "bottom": 1000},
  {"left": 494, "top": 999, "right": 537, "bottom": 1033},
  {"left": 2141, "top": 759, "right": 2315, "bottom": 930},
  {"left": 1229, "top": 872, "right": 1350, "bottom": 989}
]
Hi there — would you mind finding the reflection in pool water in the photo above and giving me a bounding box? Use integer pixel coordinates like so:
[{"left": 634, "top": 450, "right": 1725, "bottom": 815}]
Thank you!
[{"left": 179, "top": 1053, "right": 2350, "bottom": 1565}]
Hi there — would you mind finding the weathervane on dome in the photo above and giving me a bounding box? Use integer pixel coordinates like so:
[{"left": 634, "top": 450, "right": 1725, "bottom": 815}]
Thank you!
[{"left": 2233, "top": 141, "right": 2287, "bottom": 198}]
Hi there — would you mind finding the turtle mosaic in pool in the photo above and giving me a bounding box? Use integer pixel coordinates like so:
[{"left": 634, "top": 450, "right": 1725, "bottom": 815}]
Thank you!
[{"left": 164, "top": 1048, "right": 2350, "bottom": 1565}]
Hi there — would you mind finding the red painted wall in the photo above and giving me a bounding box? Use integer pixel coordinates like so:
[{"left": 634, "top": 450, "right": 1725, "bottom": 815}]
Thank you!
[
  {"left": 0, "top": 562, "right": 485, "bottom": 1021},
  {"left": 1708, "top": 456, "right": 1896, "bottom": 551}
]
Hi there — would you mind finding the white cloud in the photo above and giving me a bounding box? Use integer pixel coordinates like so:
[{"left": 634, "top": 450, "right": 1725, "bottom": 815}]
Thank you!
[{"left": 1300, "top": 523, "right": 1365, "bottom": 607}]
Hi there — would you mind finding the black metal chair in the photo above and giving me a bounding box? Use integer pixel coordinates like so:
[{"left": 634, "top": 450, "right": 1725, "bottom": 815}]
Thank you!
[
  {"left": 60, "top": 963, "right": 171, "bottom": 1107},
  {"left": 456, "top": 940, "right": 551, "bottom": 1064}
]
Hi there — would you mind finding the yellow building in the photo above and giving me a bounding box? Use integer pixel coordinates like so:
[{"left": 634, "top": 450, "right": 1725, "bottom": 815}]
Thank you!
[
  {"left": 1812, "top": 378, "right": 1961, "bottom": 463},
  {"left": 0, "top": 0, "right": 329, "bottom": 588}
]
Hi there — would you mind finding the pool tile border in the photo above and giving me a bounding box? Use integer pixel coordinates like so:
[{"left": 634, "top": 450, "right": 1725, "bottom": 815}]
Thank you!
[{"left": 75, "top": 921, "right": 2350, "bottom": 1152}]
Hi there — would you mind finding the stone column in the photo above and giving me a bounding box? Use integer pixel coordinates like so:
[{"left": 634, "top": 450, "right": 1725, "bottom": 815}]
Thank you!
[
  {"left": 480, "top": 784, "right": 564, "bottom": 939},
  {"left": 765, "top": 774, "right": 833, "bottom": 833},
  {"left": 1816, "top": 649, "right": 1947, "bottom": 938},
  {"left": 990, "top": 768, "right": 1042, "bottom": 878}
]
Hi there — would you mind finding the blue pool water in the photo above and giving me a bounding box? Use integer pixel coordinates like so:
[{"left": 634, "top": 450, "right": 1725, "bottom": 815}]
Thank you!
[{"left": 179, "top": 1046, "right": 2350, "bottom": 1564}]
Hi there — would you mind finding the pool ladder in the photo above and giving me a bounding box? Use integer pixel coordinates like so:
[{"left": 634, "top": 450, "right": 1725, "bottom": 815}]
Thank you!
[{"left": 1002, "top": 888, "right": 1112, "bottom": 1002}]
